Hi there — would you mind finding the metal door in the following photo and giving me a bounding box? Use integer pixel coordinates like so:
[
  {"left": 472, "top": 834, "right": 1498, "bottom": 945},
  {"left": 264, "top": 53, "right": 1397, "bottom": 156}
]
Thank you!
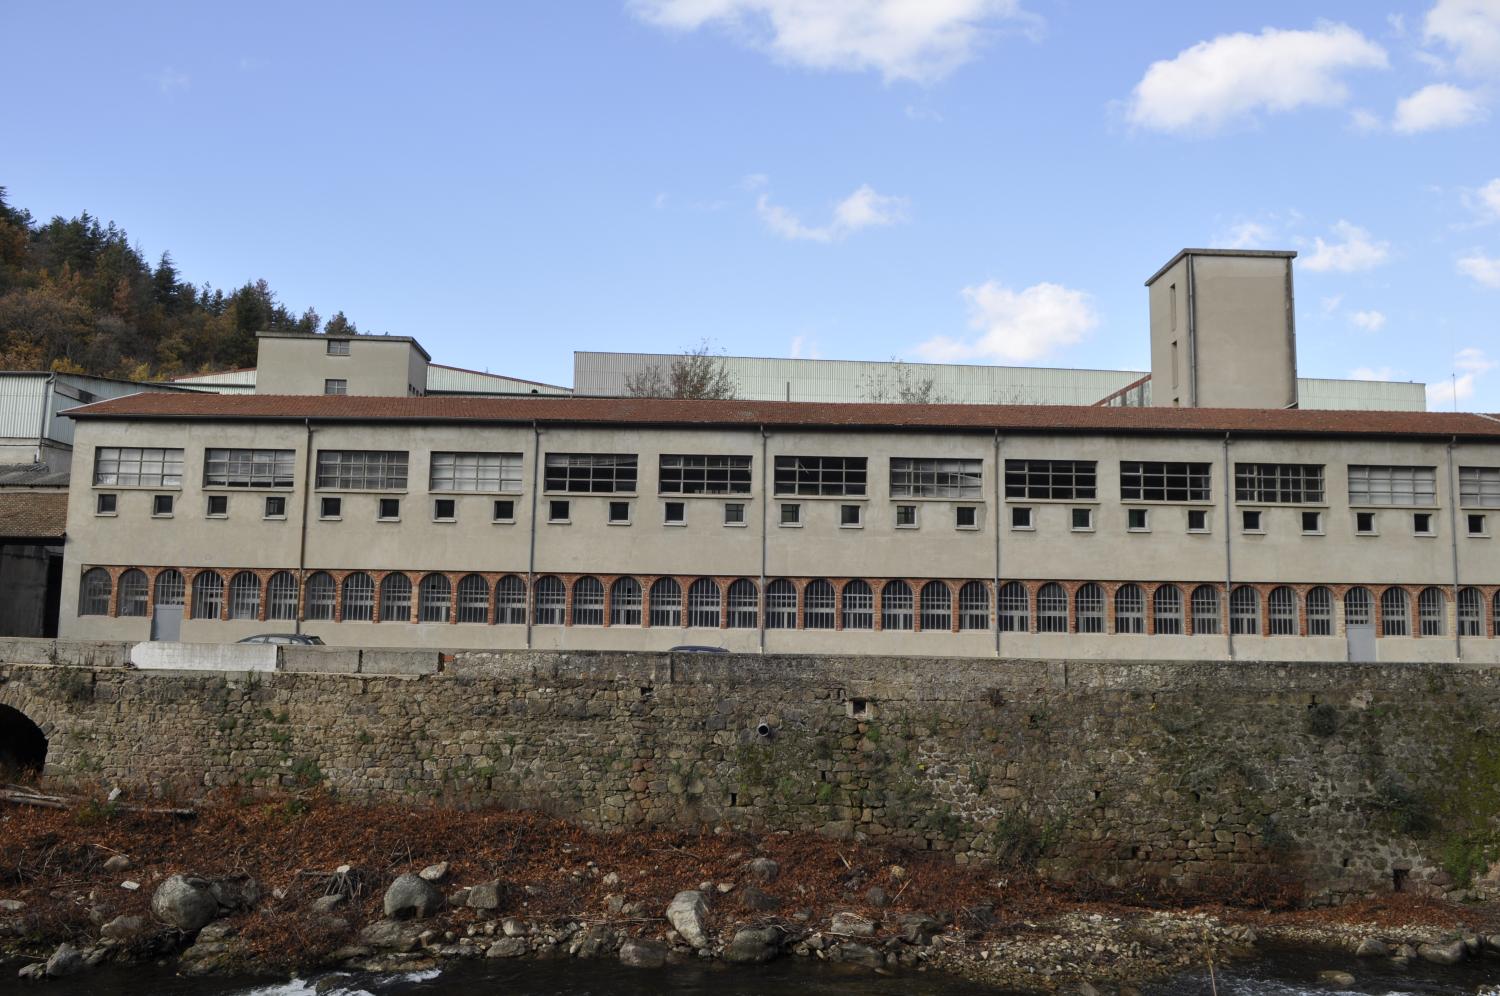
[
  {"left": 150, "top": 605, "right": 182, "bottom": 641},
  {"left": 1346, "top": 624, "right": 1376, "bottom": 662}
]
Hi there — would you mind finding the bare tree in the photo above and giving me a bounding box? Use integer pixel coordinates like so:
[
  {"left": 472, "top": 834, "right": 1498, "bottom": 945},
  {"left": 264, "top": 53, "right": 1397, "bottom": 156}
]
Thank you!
[
  {"left": 859, "top": 358, "right": 949, "bottom": 404},
  {"left": 623, "top": 340, "right": 738, "bottom": 399}
]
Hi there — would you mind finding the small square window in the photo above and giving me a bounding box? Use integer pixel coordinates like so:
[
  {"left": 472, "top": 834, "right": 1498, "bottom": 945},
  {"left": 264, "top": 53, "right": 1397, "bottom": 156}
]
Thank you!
[
  {"left": 956, "top": 506, "right": 978, "bottom": 529},
  {"left": 206, "top": 494, "right": 228, "bottom": 517},
  {"left": 434, "top": 498, "right": 456, "bottom": 521},
  {"left": 1413, "top": 512, "right": 1434, "bottom": 536},
  {"left": 95, "top": 493, "right": 117, "bottom": 515},
  {"left": 1127, "top": 508, "right": 1149, "bottom": 532},
  {"left": 378, "top": 497, "right": 401, "bottom": 520},
  {"left": 493, "top": 499, "right": 515, "bottom": 522},
  {"left": 895, "top": 504, "right": 917, "bottom": 528},
  {"left": 662, "top": 501, "right": 684, "bottom": 525},
  {"left": 549, "top": 499, "right": 570, "bottom": 523},
  {"left": 612, "top": 500, "right": 634, "bottom": 524},
  {"left": 324, "top": 378, "right": 347, "bottom": 396},
  {"left": 723, "top": 502, "right": 745, "bottom": 526},
  {"left": 1010, "top": 506, "right": 1032, "bottom": 530},
  {"left": 1187, "top": 508, "right": 1209, "bottom": 533},
  {"left": 840, "top": 504, "right": 862, "bottom": 527},
  {"left": 1241, "top": 509, "right": 1263, "bottom": 533},
  {"left": 1071, "top": 507, "right": 1093, "bottom": 531},
  {"left": 1301, "top": 510, "right": 1322, "bottom": 534},
  {"left": 327, "top": 338, "right": 350, "bottom": 356},
  {"left": 1469, "top": 512, "right": 1489, "bottom": 536},
  {"left": 264, "top": 496, "right": 286, "bottom": 519},
  {"left": 780, "top": 503, "right": 801, "bottom": 526},
  {"left": 1356, "top": 510, "right": 1377, "bottom": 535},
  {"left": 152, "top": 494, "right": 174, "bottom": 517},
  {"left": 320, "top": 496, "right": 342, "bottom": 519}
]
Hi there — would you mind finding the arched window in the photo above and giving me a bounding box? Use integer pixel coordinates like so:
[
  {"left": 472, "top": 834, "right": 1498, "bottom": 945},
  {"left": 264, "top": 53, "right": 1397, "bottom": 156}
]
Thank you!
[
  {"left": 1380, "top": 587, "right": 1409, "bottom": 637},
  {"left": 118, "top": 569, "right": 149, "bottom": 617},
  {"left": 1115, "top": 584, "right": 1145, "bottom": 634},
  {"left": 1076, "top": 583, "right": 1104, "bottom": 634},
  {"left": 533, "top": 576, "right": 565, "bottom": 625},
  {"left": 190, "top": 571, "right": 223, "bottom": 619},
  {"left": 418, "top": 574, "right": 451, "bottom": 623},
  {"left": 997, "top": 581, "right": 1028, "bottom": 632},
  {"left": 1458, "top": 586, "right": 1483, "bottom": 637},
  {"left": 495, "top": 575, "right": 527, "bottom": 625},
  {"left": 687, "top": 579, "right": 721, "bottom": 628},
  {"left": 1268, "top": 586, "right": 1297, "bottom": 635},
  {"left": 1153, "top": 584, "right": 1183, "bottom": 635},
  {"left": 881, "top": 580, "right": 912, "bottom": 631},
  {"left": 342, "top": 572, "right": 375, "bottom": 621},
  {"left": 919, "top": 582, "right": 951, "bottom": 632},
  {"left": 649, "top": 577, "right": 682, "bottom": 627},
  {"left": 1418, "top": 587, "right": 1445, "bottom": 636},
  {"left": 267, "top": 572, "right": 298, "bottom": 621},
  {"left": 456, "top": 574, "right": 489, "bottom": 623},
  {"left": 728, "top": 579, "right": 760, "bottom": 628},
  {"left": 1191, "top": 585, "right": 1220, "bottom": 635},
  {"left": 610, "top": 577, "right": 642, "bottom": 626},
  {"left": 79, "top": 568, "right": 112, "bottom": 616},
  {"left": 228, "top": 572, "right": 261, "bottom": 620},
  {"left": 307, "top": 572, "right": 337, "bottom": 621},
  {"left": 154, "top": 569, "right": 185, "bottom": 606},
  {"left": 1229, "top": 586, "right": 1259, "bottom": 635},
  {"left": 841, "top": 580, "right": 873, "bottom": 630},
  {"left": 1037, "top": 583, "right": 1068, "bottom": 633},
  {"left": 765, "top": 579, "right": 796, "bottom": 629},
  {"left": 572, "top": 576, "right": 604, "bottom": 625},
  {"left": 804, "top": 580, "right": 835, "bottom": 630},
  {"left": 1306, "top": 586, "right": 1333, "bottom": 636},
  {"left": 379, "top": 573, "right": 412, "bottom": 623},
  {"left": 958, "top": 581, "right": 990, "bottom": 631},
  {"left": 1345, "top": 586, "right": 1373, "bottom": 628}
]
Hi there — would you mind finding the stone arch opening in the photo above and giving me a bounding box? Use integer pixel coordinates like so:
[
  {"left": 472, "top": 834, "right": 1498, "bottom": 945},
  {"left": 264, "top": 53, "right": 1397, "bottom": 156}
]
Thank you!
[{"left": 0, "top": 704, "right": 46, "bottom": 779}]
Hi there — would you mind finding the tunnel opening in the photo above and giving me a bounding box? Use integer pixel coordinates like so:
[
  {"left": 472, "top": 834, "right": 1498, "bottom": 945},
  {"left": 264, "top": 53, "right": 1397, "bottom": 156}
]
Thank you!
[{"left": 0, "top": 705, "right": 47, "bottom": 781}]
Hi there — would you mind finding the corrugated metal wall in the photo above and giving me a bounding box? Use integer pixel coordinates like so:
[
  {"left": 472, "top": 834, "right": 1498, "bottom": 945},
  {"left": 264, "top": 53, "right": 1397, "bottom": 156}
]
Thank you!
[
  {"left": 0, "top": 376, "right": 48, "bottom": 443},
  {"left": 1297, "top": 378, "right": 1427, "bottom": 412}
]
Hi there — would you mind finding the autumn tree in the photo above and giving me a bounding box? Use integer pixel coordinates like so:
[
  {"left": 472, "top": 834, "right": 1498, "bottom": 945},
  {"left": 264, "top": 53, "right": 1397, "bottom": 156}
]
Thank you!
[
  {"left": 624, "top": 340, "right": 738, "bottom": 399},
  {"left": 859, "top": 358, "right": 949, "bottom": 404}
]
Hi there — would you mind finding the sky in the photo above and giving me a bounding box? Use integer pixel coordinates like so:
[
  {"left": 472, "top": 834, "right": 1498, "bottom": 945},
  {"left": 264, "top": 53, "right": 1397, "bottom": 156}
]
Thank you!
[{"left": 4, "top": 1, "right": 1499, "bottom": 409}]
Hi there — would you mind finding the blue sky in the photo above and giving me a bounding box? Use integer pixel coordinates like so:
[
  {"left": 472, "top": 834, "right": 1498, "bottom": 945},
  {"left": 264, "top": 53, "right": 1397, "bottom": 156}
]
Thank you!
[{"left": 4, "top": 1, "right": 1499, "bottom": 408}]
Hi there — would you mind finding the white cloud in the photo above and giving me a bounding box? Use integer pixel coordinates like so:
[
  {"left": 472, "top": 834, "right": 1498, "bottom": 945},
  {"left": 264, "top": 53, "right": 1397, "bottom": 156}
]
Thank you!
[
  {"left": 789, "top": 335, "right": 821, "bottom": 359},
  {"left": 1125, "top": 23, "right": 1387, "bottom": 133},
  {"left": 1349, "top": 107, "right": 1384, "bottom": 131},
  {"left": 151, "top": 67, "right": 190, "bottom": 93},
  {"left": 1476, "top": 177, "right": 1500, "bottom": 219},
  {"left": 628, "top": 0, "right": 1034, "bottom": 84},
  {"left": 1427, "top": 347, "right": 1496, "bottom": 407},
  {"left": 1458, "top": 251, "right": 1500, "bottom": 286},
  {"left": 915, "top": 281, "right": 1098, "bottom": 363},
  {"left": 1349, "top": 309, "right": 1387, "bottom": 331},
  {"left": 1392, "top": 83, "right": 1487, "bottom": 132},
  {"left": 756, "top": 183, "right": 908, "bottom": 242},
  {"left": 1302, "top": 221, "right": 1391, "bottom": 272},
  {"left": 1424, "top": 0, "right": 1500, "bottom": 76},
  {"left": 1349, "top": 366, "right": 1397, "bottom": 380},
  {"left": 1320, "top": 294, "right": 1344, "bottom": 314},
  {"left": 1222, "top": 221, "right": 1272, "bottom": 249}
]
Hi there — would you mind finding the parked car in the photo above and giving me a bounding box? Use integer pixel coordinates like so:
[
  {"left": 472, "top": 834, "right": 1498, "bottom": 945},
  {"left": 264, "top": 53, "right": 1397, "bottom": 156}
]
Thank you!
[
  {"left": 668, "top": 645, "right": 728, "bottom": 654},
  {"left": 236, "top": 634, "right": 325, "bottom": 645}
]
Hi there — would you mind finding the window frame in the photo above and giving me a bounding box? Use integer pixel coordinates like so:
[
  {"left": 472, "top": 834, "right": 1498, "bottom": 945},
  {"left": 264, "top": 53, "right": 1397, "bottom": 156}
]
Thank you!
[
  {"left": 1233, "top": 463, "right": 1324, "bottom": 504},
  {"left": 543, "top": 453, "right": 638, "bottom": 494},
  {"left": 1347, "top": 465, "right": 1438, "bottom": 508},
  {"left": 315, "top": 450, "right": 409, "bottom": 491},
  {"left": 429, "top": 452, "right": 523, "bottom": 494},
  {"left": 773, "top": 456, "right": 868, "bottom": 498},
  {"left": 1004, "top": 459, "right": 1097, "bottom": 501},
  {"left": 658, "top": 454, "right": 752, "bottom": 496},
  {"left": 203, "top": 448, "right": 295, "bottom": 490},
  {"left": 92, "top": 446, "right": 185, "bottom": 488},
  {"left": 889, "top": 457, "right": 982, "bottom": 499},
  {"left": 1119, "top": 461, "right": 1212, "bottom": 503}
]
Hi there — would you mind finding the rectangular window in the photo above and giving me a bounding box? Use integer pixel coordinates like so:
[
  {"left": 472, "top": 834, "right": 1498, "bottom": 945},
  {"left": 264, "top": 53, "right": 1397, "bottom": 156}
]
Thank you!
[
  {"left": 661, "top": 501, "right": 683, "bottom": 524},
  {"left": 1302, "top": 510, "right": 1323, "bottom": 534},
  {"left": 1356, "top": 510, "right": 1377, "bottom": 534},
  {"left": 1469, "top": 512, "right": 1489, "bottom": 536},
  {"left": 1459, "top": 466, "right": 1500, "bottom": 506},
  {"left": 327, "top": 338, "right": 350, "bottom": 355},
  {"left": 204, "top": 449, "right": 295, "bottom": 489},
  {"left": 93, "top": 447, "right": 184, "bottom": 487},
  {"left": 1128, "top": 508, "right": 1149, "bottom": 531},
  {"left": 774, "top": 456, "right": 867, "bottom": 497},
  {"left": 840, "top": 504, "right": 862, "bottom": 527},
  {"left": 1009, "top": 506, "right": 1032, "bottom": 530},
  {"left": 548, "top": 499, "right": 570, "bottom": 522},
  {"left": 1241, "top": 509, "right": 1263, "bottom": 532},
  {"left": 264, "top": 496, "right": 286, "bottom": 519},
  {"left": 895, "top": 504, "right": 917, "bottom": 528},
  {"left": 723, "top": 502, "right": 745, "bottom": 525},
  {"left": 779, "top": 503, "right": 801, "bottom": 526},
  {"left": 1234, "top": 464, "right": 1323, "bottom": 504},
  {"left": 1071, "top": 507, "right": 1093, "bottom": 531},
  {"left": 320, "top": 496, "right": 342, "bottom": 519},
  {"left": 152, "top": 494, "right": 174, "bottom": 517},
  {"left": 544, "top": 453, "right": 637, "bottom": 493},
  {"left": 1348, "top": 465, "right": 1437, "bottom": 506},
  {"left": 316, "top": 451, "right": 408, "bottom": 490},
  {"left": 206, "top": 495, "right": 228, "bottom": 517},
  {"left": 378, "top": 498, "right": 401, "bottom": 520},
  {"left": 659, "top": 455, "right": 752, "bottom": 495},
  {"left": 1413, "top": 512, "right": 1434, "bottom": 536},
  {"left": 956, "top": 506, "right": 978, "bottom": 529},
  {"left": 324, "top": 378, "right": 347, "bottom": 395},
  {"left": 609, "top": 500, "right": 633, "bottom": 524},
  {"left": 433, "top": 498, "right": 457, "bottom": 521},
  {"left": 429, "top": 452, "right": 522, "bottom": 492},
  {"left": 1187, "top": 508, "right": 1209, "bottom": 532},
  {"left": 1004, "top": 460, "right": 1096, "bottom": 500},
  {"left": 95, "top": 493, "right": 117, "bottom": 515},
  {"left": 493, "top": 499, "right": 515, "bottom": 522},
  {"left": 1120, "top": 461, "right": 1211, "bottom": 502},
  {"left": 889, "top": 457, "right": 982, "bottom": 498}
]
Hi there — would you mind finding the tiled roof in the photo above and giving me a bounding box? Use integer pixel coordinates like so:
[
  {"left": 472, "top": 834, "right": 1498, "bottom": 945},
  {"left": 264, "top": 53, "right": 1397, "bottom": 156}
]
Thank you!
[
  {"left": 0, "top": 492, "right": 68, "bottom": 539},
  {"left": 60, "top": 392, "right": 1500, "bottom": 441}
]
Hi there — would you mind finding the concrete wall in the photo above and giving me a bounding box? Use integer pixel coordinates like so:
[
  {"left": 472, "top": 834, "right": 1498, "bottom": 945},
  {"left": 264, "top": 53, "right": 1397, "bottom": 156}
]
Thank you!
[
  {"left": 254, "top": 334, "right": 426, "bottom": 397},
  {"left": 6, "top": 647, "right": 1500, "bottom": 901}
]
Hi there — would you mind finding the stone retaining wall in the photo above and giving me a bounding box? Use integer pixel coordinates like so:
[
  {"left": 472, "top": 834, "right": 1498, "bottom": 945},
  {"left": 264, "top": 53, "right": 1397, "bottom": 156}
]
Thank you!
[{"left": 3, "top": 640, "right": 1498, "bottom": 901}]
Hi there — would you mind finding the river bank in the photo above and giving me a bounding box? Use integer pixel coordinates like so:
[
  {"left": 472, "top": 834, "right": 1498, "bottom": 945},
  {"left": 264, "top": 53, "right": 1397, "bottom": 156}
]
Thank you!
[{"left": 2, "top": 790, "right": 1497, "bottom": 990}]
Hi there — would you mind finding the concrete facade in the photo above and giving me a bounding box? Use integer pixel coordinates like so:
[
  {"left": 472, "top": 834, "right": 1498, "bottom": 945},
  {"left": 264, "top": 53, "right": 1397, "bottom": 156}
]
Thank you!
[{"left": 253, "top": 332, "right": 431, "bottom": 397}]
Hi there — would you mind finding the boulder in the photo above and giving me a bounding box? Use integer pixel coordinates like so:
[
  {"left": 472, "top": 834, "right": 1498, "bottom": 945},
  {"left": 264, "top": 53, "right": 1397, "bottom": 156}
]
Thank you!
[
  {"left": 833, "top": 942, "right": 886, "bottom": 969},
  {"left": 665, "top": 891, "right": 710, "bottom": 949},
  {"left": 45, "top": 942, "right": 84, "bottom": 978},
  {"left": 358, "top": 919, "right": 425, "bottom": 952},
  {"left": 619, "top": 938, "right": 668, "bottom": 968},
  {"left": 100, "top": 914, "right": 144, "bottom": 941},
  {"left": 830, "top": 911, "right": 877, "bottom": 937},
  {"left": 486, "top": 937, "right": 527, "bottom": 958},
  {"left": 178, "top": 937, "right": 245, "bottom": 977},
  {"left": 746, "top": 857, "right": 780, "bottom": 883},
  {"left": 418, "top": 862, "right": 449, "bottom": 882},
  {"left": 1418, "top": 940, "right": 1466, "bottom": 965},
  {"left": 466, "top": 881, "right": 502, "bottom": 910},
  {"left": 1316, "top": 970, "right": 1356, "bottom": 989},
  {"left": 209, "top": 875, "right": 261, "bottom": 912},
  {"left": 740, "top": 885, "right": 781, "bottom": 911},
  {"left": 1355, "top": 937, "right": 1389, "bottom": 958},
  {"left": 502, "top": 917, "right": 527, "bottom": 938},
  {"left": 151, "top": 875, "right": 219, "bottom": 932},
  {"left": 900, "top": 913, "right": 942, "bottom": 946},
  {"left": 17, "top": 962, "right": 46, "bottom": 981},
  {"left": 102, "top": 855, "right": 132, "bottom": 874},
  {"left": 724, "top": 926, "right": 780, "bottom": 964},
  {"left": 311, "top": 894, "right": 346, "bottom": 913},
  {"left": 383, "top": 873, "right": 443, "bottom": 920},
  {"left": 0, "top": 899, "right": 25, "bottom": 913},
  {"left": 573, "top": 924, "right": 616, "bottom": 959},
  {"left": 864, "top": 885, "right": 889, "bottom": 908}
]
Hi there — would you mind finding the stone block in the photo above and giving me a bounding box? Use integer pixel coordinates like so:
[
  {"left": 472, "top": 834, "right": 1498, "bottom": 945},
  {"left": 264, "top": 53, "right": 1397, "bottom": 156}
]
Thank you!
[
  {"left": 279, "top": 648, "right": 360, "bottom": 674},
  {"left": 359, "top": 651, "right": 441, "bottom": 675}
]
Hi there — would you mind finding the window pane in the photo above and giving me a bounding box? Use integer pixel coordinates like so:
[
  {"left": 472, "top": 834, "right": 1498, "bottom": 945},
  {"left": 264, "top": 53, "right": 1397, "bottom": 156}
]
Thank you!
[
  {"left": 773, "top": 456, "right": 868, "bottom": 497},
  {"left": 204, "top": 449, "right": 295, "bottom": 488},
  {"left": 659, "top": 455, "right": 752, "bottom": 495},
  {"left": 1003, "top": 460, "right": 1096, "bottom": 501},
  {"left": 890, "top": 458, "right": 982, "bottom": 498},
  {"left": 430, "top": 452, "right": 523, "bottom": 492},
  {"left": 316, "top": 451, "right": 409, "bottom": 490},
  {"left": 544, "top": 454, "right": 638, "bottom": 493}
]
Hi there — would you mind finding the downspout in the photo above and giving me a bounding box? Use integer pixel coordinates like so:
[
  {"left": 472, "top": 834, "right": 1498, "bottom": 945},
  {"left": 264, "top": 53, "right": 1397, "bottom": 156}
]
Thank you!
[
  {"left": 759, "top": 425, "right": 768, "bottom": 655},
  {"left": 1185, "top": 255, "right": 1199, "bottom": 407},
  {"left": 295, "top": 419, "right": 314, "bottom": 635},
  {"left": 1221, "top": 432, "right": 1235, "bottom": 661},
  {"left": 36, "top": 373, "right": 55, "bottom": 465},
  {"left": 993, "top": 429, "right": 1002, "bottom": 657},
  {"left": 526, "top": 421, "right": 541, "bottom": 650},
  {"left": 1446, "top": 436, "right": 1462, "bottom": 660}
]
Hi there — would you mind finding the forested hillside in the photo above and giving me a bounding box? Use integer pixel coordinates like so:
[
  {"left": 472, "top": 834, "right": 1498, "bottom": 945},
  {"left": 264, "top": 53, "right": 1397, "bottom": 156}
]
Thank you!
[{"left": 0, "top": 187, "right": 358, "bottom": 379}]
